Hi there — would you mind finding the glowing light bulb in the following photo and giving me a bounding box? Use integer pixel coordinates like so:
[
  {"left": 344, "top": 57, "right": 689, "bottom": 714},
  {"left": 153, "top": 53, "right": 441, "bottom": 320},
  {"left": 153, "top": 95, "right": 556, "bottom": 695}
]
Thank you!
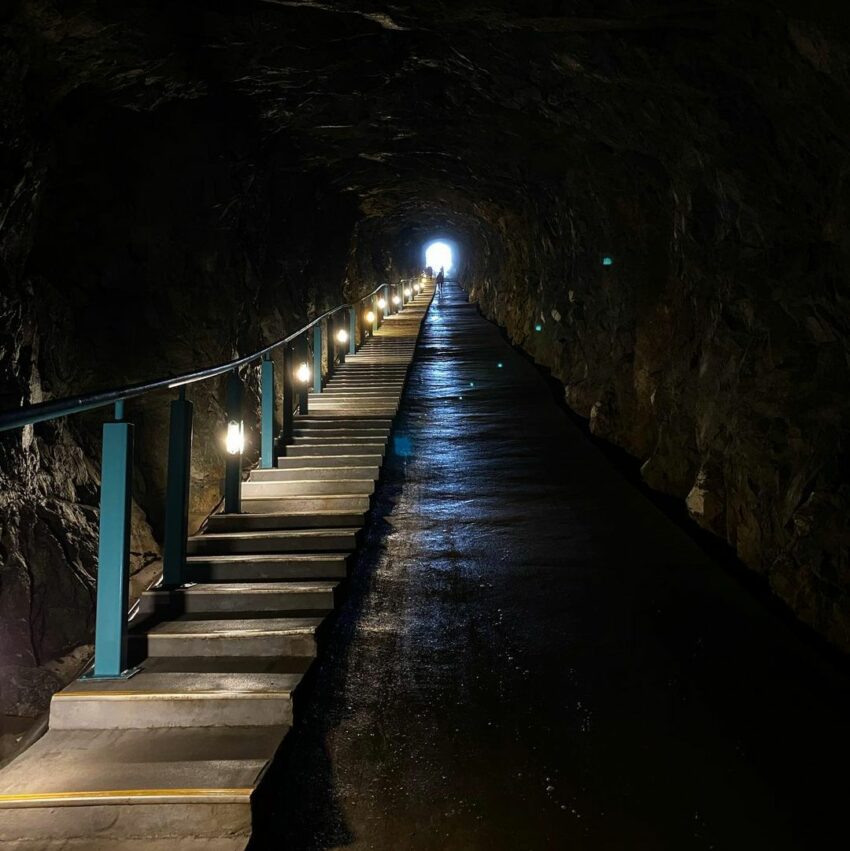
[
  {"left": 392, "top": 295, "right": 401, "bottom": 306},
  {"left": 225, "top": 420, "right": 244, "bottom": 455},
  {"left": 414, "top": 283, "right": 421, "bottom": 293},
  {"left": 336, "top": 328, "right": 349, "bottom": 344},
  {"left": 365, "top": 310, "right": 376, "bottom": 323},
  {"left": 296, "top": 362, "right": 311, "bottom": 384},
  {"left": 602, "top": 256, "right": 613, "bottom": 266},
  {"left": 377, "top": 298, "right": 387, "bottom": 310},
  {"left": 404, "top": 288, "right": 412, "bottom": 298},
  {"left": 535, "top": 323, "right": 543, "bottom": 332}
]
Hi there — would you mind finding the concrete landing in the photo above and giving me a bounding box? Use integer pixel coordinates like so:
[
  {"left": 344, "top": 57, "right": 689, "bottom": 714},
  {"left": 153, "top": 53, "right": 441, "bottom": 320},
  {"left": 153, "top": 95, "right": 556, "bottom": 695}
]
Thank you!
[{"left": 0, "top": 285, "right": 434, "bottom": 847}]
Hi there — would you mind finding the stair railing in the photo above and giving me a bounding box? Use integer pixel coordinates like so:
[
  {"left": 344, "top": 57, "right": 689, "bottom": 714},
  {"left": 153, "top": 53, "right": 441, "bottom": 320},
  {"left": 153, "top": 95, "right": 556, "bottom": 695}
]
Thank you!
[{"left": 0, "top": 282, "right": 401, "bottom": 680}]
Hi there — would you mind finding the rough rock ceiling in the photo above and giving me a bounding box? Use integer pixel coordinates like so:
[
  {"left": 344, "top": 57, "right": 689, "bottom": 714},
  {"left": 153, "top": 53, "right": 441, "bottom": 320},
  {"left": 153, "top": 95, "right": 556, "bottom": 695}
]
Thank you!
[{"left": 21, "top": 0, "right": 836, "bottom": 244}]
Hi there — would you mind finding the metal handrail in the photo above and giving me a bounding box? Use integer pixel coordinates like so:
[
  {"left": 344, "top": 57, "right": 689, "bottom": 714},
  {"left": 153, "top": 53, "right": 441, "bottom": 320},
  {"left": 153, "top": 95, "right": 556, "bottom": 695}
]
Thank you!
[
  {"left": 0, "top": 283, "right": 388, "bottom": 433},
  {"left": 1, "top": 271, "right": 428, "bottom": 680}
]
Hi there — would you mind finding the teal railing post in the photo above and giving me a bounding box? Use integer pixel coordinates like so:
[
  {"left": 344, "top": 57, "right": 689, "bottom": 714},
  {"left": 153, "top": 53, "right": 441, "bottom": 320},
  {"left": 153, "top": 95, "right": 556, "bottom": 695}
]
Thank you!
[
  {"left": 297, "top": 334, "right": 310, "bottom": 414},
  {"left": 282, "top": 342, "right": 294, "bottom": 450},
  {"left": 312, "top": 324, "right": 322, "bottom": 394},
  {"left": 373, "top": 294, "right": 379, "bottom": 333},
  {"left": 162, "top": 389, "right": 193, "bottom": 588},
  {"left": 385, "top": 284, "right": 393, "bottom": 315},
  {"left": 223, "top": 369, "right": 242, "bottom": 514},
  {"left": 348, "top": 307, "right": 356, "bottom": 355},
  {"left": 260, "top": 355, "right": 274, "bottom": 469},
  {"left": 91, "top": 401, "right": 134, "bottom": 678}
]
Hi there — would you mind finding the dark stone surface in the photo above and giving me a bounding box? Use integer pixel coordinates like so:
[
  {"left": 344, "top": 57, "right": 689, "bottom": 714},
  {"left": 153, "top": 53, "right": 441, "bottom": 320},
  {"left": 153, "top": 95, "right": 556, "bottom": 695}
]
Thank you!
[{"left": 252, "top": 284, "right": 850, "bottom": 850}]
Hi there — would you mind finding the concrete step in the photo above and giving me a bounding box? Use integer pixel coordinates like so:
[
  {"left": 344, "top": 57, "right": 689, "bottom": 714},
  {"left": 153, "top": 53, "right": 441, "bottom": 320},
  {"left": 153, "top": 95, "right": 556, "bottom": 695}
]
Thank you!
[
  {"left": 0, "top": 840, "right": 248, "bottom": 851},
  {"left": 187, "top": 529, "right": 358, "bottom": 555},
  {"left": 249, "top": 465, "right": 379, "bottom": 481},
  {"left": 140, "top": 582, "right": 338, "bottom": 616},
  {"left": 291, "top": 435, "right": 388, "bottom": 446},
  {"left": 49, "top": 670, "right": 300, "bottom": 730},
  {"left": 241, "top": 491, "right": 371, "bottom": 511},
  {"left": 241, "top": 478, "right": 374, "bottom": 497},
  {"left": 304, "top": 408, "right": 397, "bottom": 416},
  {"left": 285, "top": 444, "right": 384, "bottom": 457},
  {"left": 292, "top": 417, "right": 392, "bottom": 429},
  {"left": 145, "top": 616, "right": 323, "bottom": 658},
  {"left": 184, "top": 553, "right": 349, "bottom": 582},
  {"left": 291, "top": 428, "right": 389, "bottom": 440},
  {"left": 318, "top": 378, "right": 404, "bottom": 383},
  {"left": 275, "top": 454, "right": 382, "bottom": 468},
  {"left": 309, "top": 395, "right": 399, "bottom": 403},
  {"left": 206, "top": 510, "right": 365, "bottom": 531},
  {"left": 0, "top": 726, "right": 285, "bottom": 843}
]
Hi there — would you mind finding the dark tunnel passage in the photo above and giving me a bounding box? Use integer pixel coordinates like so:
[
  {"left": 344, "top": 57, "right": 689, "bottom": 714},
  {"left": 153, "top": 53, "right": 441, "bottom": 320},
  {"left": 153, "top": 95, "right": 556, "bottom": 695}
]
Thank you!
[{"left": 1, "top": 0, "right": 850, "bottom": 847}]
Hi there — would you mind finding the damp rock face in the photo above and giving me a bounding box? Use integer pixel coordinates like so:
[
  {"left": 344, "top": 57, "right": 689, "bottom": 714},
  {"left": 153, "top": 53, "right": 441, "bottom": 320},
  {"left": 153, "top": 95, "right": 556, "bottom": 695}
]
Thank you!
[{"left": 1, "top": 0, "right": 849, "bottom": 722}]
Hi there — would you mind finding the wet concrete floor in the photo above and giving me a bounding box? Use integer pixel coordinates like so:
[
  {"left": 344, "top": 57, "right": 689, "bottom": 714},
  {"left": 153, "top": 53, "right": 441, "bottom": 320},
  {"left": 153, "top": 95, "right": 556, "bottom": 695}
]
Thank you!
[{"left": 252, "top": 283, "right": 850, "bottom": 850}]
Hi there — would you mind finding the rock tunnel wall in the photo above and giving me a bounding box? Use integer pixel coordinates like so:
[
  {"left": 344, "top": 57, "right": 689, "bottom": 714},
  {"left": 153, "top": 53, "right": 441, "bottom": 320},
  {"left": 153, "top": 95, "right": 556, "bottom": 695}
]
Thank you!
[{"left": 457, "top": 159, "right": 850, "bottom": 652}]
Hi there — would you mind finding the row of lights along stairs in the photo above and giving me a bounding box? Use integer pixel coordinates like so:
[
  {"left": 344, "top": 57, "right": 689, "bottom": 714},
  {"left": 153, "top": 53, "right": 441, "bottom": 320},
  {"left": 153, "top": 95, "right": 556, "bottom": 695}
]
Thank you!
[{"left": 0, "top": 281, "right": 435, "bottom": 850}]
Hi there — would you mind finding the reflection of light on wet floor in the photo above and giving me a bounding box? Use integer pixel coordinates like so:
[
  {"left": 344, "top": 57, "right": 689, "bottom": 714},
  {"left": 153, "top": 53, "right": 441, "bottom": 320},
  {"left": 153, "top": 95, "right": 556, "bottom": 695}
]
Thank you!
[{"left": 393, "top": 433, "right": 413, "bottom": 456}]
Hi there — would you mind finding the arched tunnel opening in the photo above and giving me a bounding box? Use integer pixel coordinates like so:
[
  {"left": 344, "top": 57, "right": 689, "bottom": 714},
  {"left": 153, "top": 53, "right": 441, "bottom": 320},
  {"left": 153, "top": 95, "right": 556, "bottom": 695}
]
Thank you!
[{"left": 1, "top": 2, "right": 850, "bottom": 848}]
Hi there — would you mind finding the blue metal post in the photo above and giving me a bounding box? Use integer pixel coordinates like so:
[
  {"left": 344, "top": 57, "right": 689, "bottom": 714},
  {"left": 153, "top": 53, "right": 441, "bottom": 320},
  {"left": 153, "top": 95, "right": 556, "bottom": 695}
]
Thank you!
[
  {"left": 385, "top": 284, "right": 393, "bottom": 315},
  {"left": 297, "top": 334, "right": 310, "bottom": 414},
  {"left": 91, "top": 402, "right": 134, "bottom": 678},
  {"left": 282, "top": 342, "right": 294, "bottom": 451},
  {"left": 223, "top": 369, "right": 242, "bottom": 514},
  {"left": 349, "top": 308, "right": 356, "bottom": 355},
  {"left": 162, "top": 390, "right": 193, "bottom": 588},
  {"left": 312, "top": 324, "right": 322, "bottom": 394},
  {"left": 373, "top": 295, "right": 379, "bottom": 333},
  {"left": 260, "top": 356, "right": 274, "bottom": 469}
]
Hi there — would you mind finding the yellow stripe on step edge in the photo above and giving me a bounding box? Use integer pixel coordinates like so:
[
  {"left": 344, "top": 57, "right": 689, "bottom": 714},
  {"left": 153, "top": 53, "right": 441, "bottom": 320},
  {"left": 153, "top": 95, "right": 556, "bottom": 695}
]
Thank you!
[
  {"left": 0, "top": 787, "right": 253, "bottom": 803},
  {"left": 53, "top": 690, "right": 292, "bottom": 700}
]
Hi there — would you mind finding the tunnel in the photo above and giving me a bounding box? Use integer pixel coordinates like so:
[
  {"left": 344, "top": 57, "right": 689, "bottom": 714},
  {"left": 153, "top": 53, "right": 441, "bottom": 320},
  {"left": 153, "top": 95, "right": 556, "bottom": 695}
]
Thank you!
[{"left": 0, "top": 1, "right": 849, "bottom": 848}]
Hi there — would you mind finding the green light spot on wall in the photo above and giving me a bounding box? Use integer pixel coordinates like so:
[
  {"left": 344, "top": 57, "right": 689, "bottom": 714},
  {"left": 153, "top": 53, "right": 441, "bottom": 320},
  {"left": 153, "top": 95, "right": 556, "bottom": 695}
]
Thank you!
[
  {"left": 497, "top": 362, "right": 504, "bottom": 369},
  {"left": 534, "top": 323, "right": 543, "bottom": 332},
  {"left": 602, "top": 256, "right": 614, "bottom": 266}
]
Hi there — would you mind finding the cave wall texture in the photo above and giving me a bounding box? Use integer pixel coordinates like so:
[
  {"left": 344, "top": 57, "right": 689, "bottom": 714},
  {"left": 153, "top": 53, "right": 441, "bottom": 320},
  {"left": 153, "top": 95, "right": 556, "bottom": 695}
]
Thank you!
[{"left": 1, "top": 0, "right": 849, "bottom": 718}]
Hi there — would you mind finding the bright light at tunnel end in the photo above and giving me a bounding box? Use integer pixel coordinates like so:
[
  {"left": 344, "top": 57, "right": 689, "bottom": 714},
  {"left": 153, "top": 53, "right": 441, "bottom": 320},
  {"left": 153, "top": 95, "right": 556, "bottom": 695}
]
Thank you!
[{"left": 425, "top": 240, "right": 454, "bottom": 272}]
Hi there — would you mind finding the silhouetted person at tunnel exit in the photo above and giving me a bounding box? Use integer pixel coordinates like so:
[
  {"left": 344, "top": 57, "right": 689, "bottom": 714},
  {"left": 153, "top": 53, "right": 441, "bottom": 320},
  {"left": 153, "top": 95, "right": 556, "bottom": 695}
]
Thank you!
[{"left": 436, "top": 266, "right": 444, "bottom": 295}]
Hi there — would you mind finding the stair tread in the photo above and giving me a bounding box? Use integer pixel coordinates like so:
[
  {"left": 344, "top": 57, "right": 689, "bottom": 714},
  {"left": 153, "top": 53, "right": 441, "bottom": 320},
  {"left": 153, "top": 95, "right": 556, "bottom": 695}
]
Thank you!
[
  {"left": 148, "top": 617, "right": 323, "bottom": 636},
  {"left": 189, "top": 529, "right": 355, "bottom": 541},
  {"left": 55, "top": 670, "right": 301, "bottom": 699},
  {"left": 167, "top": 582, "right": 336, "bottom": 594},
  {"left": 0, "top": 726, "right": 286, "bottom": 801},
  {"left": 186, "top": 552, "right": 349, "bottom": 562}
]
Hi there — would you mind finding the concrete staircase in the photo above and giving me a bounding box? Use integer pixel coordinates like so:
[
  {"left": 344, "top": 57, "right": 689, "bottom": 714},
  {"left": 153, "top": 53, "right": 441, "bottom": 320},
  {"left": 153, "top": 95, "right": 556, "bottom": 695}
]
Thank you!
[{"left": 0, "top": 285, "right": 433, "bottom": 849}]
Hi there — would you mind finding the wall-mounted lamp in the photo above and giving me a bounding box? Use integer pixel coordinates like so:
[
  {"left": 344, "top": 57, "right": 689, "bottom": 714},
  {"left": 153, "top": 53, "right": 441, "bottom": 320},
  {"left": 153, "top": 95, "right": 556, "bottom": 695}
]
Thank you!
[
  {"left": 296, "top": 362, "right": 311, "bottom": 384},
  {"left": 377, "top": 297, "right": 387, "bottom": 310},
  {"left": 365, "top": 310, "right": 376, "bottom": 323},
  {"left": 225, "top": 419, "right": 244, "bottom": 455},
  {"left": 404, "top": 287, "right": 412, "bottom": 298},
  {"left": 414, "top": 283, "right": 421, "bottom": 293},
  {"left": 392, "top": 295, "right": 401, "bottom": 306},
  {"left": 336, "top": 328, "right": 349, "bottom": 345}
]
